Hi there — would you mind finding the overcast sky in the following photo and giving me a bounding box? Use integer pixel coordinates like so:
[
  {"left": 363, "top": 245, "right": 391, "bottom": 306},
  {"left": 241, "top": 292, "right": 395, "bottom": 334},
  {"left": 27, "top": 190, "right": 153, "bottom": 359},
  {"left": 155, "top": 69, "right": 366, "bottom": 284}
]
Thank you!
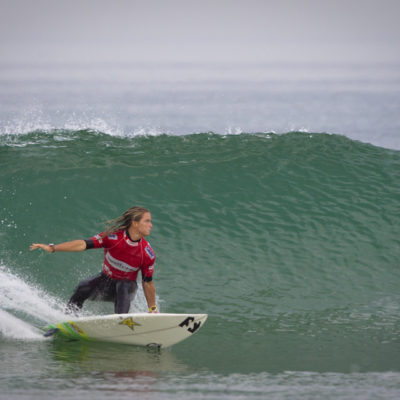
[{"left": 1, "top": 0, "right": 399, "bottom": 64}]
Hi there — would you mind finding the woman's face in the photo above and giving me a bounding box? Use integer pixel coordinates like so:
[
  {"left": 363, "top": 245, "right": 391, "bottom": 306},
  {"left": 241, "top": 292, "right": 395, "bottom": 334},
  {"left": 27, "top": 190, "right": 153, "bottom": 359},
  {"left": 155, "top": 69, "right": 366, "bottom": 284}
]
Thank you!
[{"left": 132, "top": 212, "right": 152, "bottom": 237}]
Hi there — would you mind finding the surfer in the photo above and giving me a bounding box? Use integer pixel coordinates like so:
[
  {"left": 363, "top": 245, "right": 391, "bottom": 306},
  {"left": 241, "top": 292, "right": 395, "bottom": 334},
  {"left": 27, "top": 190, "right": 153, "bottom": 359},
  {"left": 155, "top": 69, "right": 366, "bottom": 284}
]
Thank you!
[{"left": 30, "top": 206, "right": 158, "bottom": 315}]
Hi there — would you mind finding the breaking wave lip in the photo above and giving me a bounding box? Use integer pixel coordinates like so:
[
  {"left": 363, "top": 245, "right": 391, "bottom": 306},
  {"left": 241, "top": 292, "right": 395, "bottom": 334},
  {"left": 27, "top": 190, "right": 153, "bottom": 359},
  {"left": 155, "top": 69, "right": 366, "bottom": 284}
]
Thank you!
[
  {"left": 0, "top": 118, "right": 125, "bottom": 137},
  {"left": 0, "top": 115, "right": 310, "bottom": 139},
  {"left": 2, "top": 125, "right": 400, "bottom": 151},
  {"left": 0, "top": 125, "right": 239, "bottom": 138}
]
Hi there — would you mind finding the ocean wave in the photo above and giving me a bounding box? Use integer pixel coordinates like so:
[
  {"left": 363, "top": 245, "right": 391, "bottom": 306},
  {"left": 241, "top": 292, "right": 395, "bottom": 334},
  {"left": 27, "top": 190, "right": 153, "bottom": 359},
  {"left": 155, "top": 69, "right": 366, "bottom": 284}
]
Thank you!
[{"left": 1, "top": 127, "right": 399, "bottom": 372}]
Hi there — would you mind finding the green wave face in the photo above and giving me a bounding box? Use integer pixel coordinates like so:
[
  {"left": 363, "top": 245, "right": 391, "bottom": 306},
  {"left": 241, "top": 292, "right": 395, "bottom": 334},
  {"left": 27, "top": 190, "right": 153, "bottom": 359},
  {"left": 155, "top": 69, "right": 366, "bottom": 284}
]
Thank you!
[{"left": 1, "top": 130, "right": 399, "bottom": 375}]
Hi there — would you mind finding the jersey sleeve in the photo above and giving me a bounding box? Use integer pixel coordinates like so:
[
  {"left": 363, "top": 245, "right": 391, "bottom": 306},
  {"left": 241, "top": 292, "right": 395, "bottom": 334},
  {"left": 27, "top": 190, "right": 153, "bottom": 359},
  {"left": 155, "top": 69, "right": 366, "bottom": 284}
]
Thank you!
[
  {"left": 87, "top": 233, "right": 110, "bottom": 249},
  {"left": 141, "top": 243, "right": 156, "bottom": 278}
]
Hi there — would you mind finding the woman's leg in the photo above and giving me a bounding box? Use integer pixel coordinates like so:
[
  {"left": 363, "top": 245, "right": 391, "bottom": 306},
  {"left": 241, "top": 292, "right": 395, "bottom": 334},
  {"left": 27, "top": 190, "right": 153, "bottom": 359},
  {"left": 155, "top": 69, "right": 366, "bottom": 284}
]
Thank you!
[
  {"left": 66, "top": 273, "right": 105, "bottom": 312},
  {"left": 114, "top": 280, "right": 138, "bottom": 314}
]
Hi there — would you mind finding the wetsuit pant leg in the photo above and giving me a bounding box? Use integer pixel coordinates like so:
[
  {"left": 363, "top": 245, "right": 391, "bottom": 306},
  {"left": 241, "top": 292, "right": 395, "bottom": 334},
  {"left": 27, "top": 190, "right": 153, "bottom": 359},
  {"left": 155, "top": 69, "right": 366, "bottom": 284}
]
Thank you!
[
  {"left": 114, "top": 280, "right": 138, "bottom": 314},
  {"left": 67, "top": 273, "right": 105, "bottom": 311}
]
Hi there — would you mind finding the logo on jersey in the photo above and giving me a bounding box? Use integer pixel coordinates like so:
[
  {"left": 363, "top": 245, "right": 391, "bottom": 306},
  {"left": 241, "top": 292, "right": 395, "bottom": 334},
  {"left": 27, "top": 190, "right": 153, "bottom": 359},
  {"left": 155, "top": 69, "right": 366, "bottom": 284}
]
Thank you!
[
  {"left": 145, "top": 245, "right": 155, "bottom": 259},
  {"left": 94, "top": 234, "right": 103, "bottom": 244},
  {"left": 105, "top": 252, "right": 139, "bottom": 272},
  {"left": 108, "top": 234, "right": 117, "bottom": 240}
]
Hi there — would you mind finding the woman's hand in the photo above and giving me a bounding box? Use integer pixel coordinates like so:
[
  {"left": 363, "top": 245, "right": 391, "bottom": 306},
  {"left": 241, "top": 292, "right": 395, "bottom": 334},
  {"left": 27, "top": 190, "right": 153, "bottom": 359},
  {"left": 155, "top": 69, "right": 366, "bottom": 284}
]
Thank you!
[{"left": 30, "top": 243, "right": 54, "bottom": 253}]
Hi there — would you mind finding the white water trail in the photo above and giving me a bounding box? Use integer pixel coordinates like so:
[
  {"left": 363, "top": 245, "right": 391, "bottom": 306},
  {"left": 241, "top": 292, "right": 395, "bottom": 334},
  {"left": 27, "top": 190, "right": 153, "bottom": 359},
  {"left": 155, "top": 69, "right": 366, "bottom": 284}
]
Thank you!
[
  {"left": 0, "top": 264, "right": 68, "bottom": 340},
  {"left": 0, "top": 309, "right": 43, "bottom": 340}
]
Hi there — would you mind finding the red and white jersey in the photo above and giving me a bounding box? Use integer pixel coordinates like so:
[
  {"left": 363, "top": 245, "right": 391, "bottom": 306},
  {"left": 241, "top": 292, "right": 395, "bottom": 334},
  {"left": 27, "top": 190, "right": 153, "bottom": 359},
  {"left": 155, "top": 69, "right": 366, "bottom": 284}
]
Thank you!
[{"left": 89, "top": 230, "right": 156, "bottom": 281}]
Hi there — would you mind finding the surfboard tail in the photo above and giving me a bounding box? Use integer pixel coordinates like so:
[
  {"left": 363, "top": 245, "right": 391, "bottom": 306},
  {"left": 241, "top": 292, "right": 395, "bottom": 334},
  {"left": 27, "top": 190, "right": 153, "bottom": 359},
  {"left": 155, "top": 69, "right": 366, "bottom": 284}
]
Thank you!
[{"left": 43, "top": 327, "right": 59, "bottom": 337}]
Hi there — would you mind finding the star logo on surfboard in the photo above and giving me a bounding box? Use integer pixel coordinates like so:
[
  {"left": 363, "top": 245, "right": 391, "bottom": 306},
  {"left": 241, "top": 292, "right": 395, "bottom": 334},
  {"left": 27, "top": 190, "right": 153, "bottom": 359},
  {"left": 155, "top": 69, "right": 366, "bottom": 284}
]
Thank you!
[{"left": 119, "top": 317, "right": 141, "bottom": 331}]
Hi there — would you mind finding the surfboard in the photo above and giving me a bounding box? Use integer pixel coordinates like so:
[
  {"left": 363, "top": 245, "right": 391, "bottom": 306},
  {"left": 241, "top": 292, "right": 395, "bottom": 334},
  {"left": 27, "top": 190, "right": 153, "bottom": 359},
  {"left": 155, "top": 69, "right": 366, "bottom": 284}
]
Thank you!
[{"left": 43, "top": 313, "right": 208, "bottom": 348}]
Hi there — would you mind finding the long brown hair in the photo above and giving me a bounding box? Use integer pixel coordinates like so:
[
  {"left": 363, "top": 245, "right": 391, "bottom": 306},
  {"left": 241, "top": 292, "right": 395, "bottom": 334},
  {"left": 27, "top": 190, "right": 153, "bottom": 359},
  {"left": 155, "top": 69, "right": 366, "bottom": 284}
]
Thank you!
[{"left": 101, "top": 206, "right": 150, "bottom": 238}]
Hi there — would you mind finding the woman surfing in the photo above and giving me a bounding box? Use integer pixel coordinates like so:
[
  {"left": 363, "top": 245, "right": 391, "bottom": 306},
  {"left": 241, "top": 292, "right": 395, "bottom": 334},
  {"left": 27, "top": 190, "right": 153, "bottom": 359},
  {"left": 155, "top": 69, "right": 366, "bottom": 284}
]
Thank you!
[{"left": 30, "top": 206, "right": 158, "bottom": 314}]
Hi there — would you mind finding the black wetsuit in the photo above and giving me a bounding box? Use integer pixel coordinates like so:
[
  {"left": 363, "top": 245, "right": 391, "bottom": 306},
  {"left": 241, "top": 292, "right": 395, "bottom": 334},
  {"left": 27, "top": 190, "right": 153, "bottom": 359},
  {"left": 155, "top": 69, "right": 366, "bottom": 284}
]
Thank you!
[{"left": 67, "top": 272, "right": 138, "bottom": 314}]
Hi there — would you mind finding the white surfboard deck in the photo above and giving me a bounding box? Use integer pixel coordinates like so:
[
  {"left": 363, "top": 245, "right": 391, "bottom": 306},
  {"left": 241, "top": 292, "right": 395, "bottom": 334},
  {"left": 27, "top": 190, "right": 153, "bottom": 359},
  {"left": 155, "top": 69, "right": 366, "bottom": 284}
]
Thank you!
[{"left": 44, "top": 313, "right": 208, "bottom": 348}]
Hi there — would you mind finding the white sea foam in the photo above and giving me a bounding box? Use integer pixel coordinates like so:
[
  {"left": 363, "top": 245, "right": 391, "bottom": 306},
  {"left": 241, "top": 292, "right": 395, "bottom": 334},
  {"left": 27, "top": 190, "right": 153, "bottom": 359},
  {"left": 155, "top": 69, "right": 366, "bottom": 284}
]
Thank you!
[
  {"left": 0, "top": 308, "right": 43, "bottom": 340},
  {"left": 0, "top": 264, "right": 67, "bottom": 340},
  {"left": 0, "top": 117, "right": 167, "bottom": 139}
]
